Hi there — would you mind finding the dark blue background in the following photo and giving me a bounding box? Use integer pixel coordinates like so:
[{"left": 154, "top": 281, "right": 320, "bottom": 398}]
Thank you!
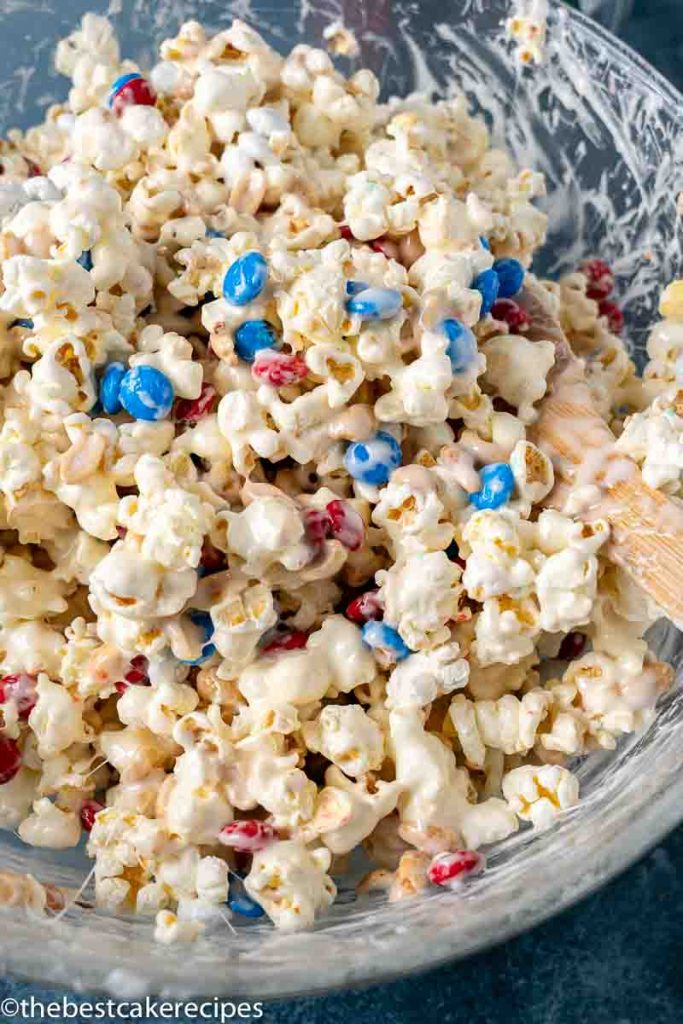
[{"left": 0, "top": 1, "right": 682, "bottom": 1020}]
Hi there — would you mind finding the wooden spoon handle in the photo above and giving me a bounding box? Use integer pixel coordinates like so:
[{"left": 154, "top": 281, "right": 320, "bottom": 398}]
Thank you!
[{"left": 520, "top": 281, "right": 683, "bottom": 625}]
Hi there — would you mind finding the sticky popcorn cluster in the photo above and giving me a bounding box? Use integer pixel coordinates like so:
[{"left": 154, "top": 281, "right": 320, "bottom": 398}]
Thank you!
[{"left": 0, "top": 13, "right": 676, "bottom": 939}]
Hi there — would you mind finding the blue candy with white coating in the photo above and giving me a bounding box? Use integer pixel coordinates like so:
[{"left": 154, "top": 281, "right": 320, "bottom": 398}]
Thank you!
[
  {"left": 343, "top": 431, "right": 402, "bottom": 486},
  {"left": 361, "top": 621, "right": 411, "bottom": 662},
  {"left": 119, "top": 365, "right": 174, "bottom": 421},
  {"left": 234, "top": 320, "right": 280, "bottom": 362},
  {"left": 469, "top": 462, "right": 515, "bottom": 510},
  {"left": 179, "top": 610, "right": 216, "bottom": 666},
  {"left": 346, "top": 280, "right": 368, "bottom": 296},
  {"left": 99, "top": 362, "right": 126, "bottom": 415},
  {"left": 223, "top": 251, "right": 268, "bottom": 306},
  {"left": 493, "top": 258, "right": 525, "bottom": 298},
  {"left": 441, "top": 318, "right": 477, "bottom": 374},
  {"left": 473, "top": 268, "right": 500, "bottom": 316},
  {"left": 345, "top": 287, "right": 403, "bottom": 320}
]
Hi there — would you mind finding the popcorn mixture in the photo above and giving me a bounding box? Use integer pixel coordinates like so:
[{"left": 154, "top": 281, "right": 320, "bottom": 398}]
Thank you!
[{"left": 0, "top": 13, "right": 678, "bottom": 939}]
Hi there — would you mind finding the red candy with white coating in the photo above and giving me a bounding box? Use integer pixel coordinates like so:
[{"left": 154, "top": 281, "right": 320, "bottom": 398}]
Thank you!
[
  {"left": 218, "top": 819, "right": 278, "bottom": 852},
  {"left": 111, "top": 76, "right": 156, "bottom": 116},
  {"left": 80, "top": 800, "right": 104, "bottom": 832},
  {"left": 303, "top": 507, "right": 331, "bottom": 545},
  {"left": 0, "top": 735, "right": 22, "bottom": 785},
  {"left": 262, "top": 631, "right": 308, "bottom": 654},
  {"left": 115, "top": 655, "right": 149, "bottom": 693},
  {"left": 599, "top": 299, "right": 624, "bottom": 335},
  {"left": 427, "top": 850, "right": 485, "bottom": 887},
  {"left": 490, "top": 298, "right": 530, "bottom": 334},
  {"left": 326, "top": 499, "right": 365, "bottom": 550},
  {"left": 345, "top": 589, "right": 382, "bottom": 624},
  {"left": 252, "top": 351, "right": 309, "bottom": 387},
  {"left": 173, "top": 383, "right": 216, "bottom": 424},
  {"left": 580, "top": 259, "right": 614, "bottom": 300},
  {"left": 0, "top": 673, "right": 37, "bottom": 719}
]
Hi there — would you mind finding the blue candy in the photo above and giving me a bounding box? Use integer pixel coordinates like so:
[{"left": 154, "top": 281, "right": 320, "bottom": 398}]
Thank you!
[
  {"left": 228, "top": 894, "right": 265, "bottom": 919},
  {"left": 99, "top": 361, "right": 126, "bottom": 415},
  {"left": 9, "top": 318, "right": 33, "bottom": 330},
  {"left": 469, "top": 462, "right": 515, "bottom": 510},
  {"left": 345, "top": 287, "right": 403, "bottom": 321},
  {"left": 441, "top": 318, "right": 477, "bottom": 374},
  {"left": 361, "top": 621, "right": 411, "bottom": 662},
  {"left": 119, "top": 365, "right": 174, "bottom": 421},
  {"left": 479, "top": 236, "right": 491, "bottom": 251},
  {"left": 206, "top": 228, "right": 225, "bottom": 238},
  {"left": 343, "top": 430, "right": 402, "bottom": 486},
  {"left": 473, "top": 269, "right": 500, "bottom": 316},
  {"left": 493, "top": 258, "right": 525, "bottom": 298},
  {"left": 77, "top": 250, "right": 93, "bottom": 272},
  {"left": 223, "top": 251, "right": 268, "bottom": 306},
  {"left": 107, "top": 72, "right": 142, "bottom": 107},
  {"left": 179, "top": 610, "right": 216, "bottom": 665},
  {"left": 346, "top": 280, "right": 369, "bottom": 296},
  {"left": 234, "top": 320, "right": 280, "bottom": 362}
]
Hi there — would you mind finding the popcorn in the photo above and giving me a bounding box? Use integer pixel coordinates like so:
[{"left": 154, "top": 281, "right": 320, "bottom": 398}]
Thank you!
[
  {"left": 386, "top": 642, "right": 470, "bottom": 709},
  {"left": 502, "top": 764, "right": 579, "bottom": 828},
  {"left": 0, "top": 10, "right": 674, "bottom": 941},
  {"left": 378, "top": 551, "right": 464, "bottom": 650},
  {"left": 481, "top": 333, "right": 555, "bottom": 422},
  {"left": 302, "top": 704, "right": 385, "bottom": 777},
  {"left": 389, "top": 707, "right": 471, "bottom": 835},
  {"left": 17, "top": 797, "right": 81, "bottom": 848},
  {"left": 311, "top": 767, "right": 402, "bottom": 854},
  {"left": 244, "top": 840, "right": 336, "bottom": 931},
  {"left": 449, "top": 690, "right": 551, "bottom": 768}
]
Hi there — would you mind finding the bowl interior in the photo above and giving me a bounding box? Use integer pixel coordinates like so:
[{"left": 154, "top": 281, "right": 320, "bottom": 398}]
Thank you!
[{"left": 0, "top": 0, "right": 682, "bottom": 999}]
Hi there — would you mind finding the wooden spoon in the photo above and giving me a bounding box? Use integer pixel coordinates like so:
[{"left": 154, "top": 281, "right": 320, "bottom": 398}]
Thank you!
[{"left": 519, "top": 277, "right": 683, "bottom": 626}]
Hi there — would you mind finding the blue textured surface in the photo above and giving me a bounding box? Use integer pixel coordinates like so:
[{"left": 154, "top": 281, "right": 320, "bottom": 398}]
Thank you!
[{"left": 1, "top": 2, "right": 682, "bottom": 1020}]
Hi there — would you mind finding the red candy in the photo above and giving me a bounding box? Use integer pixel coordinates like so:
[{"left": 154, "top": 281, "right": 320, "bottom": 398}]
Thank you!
[
  {"left": 490, "top": 298, "right": 530, "bottom": 334},
  {"left": 200, "top": 539, "right": 226, "bottom": 574},
  {"left": 303, "top": 507, "right": 332, "bottom": 545},
  {"left": 115, "top": 526, "right": 127, "bottom": 539},
  {"left": 0, "top": 673, "right": 37, "bottom": 719},
  {"left": 427, "top": 849, "right": 484, "bottom": 887},
  {"left": 115, "top": 655, "right": 149, "bottom": 693},
  {"left": 80, "top": 800, "right": 103, "bottom": 832},
  {"left": 0, "top": 735, "right": 22, "bottom": 785},
  {"left": 219, "top": 819, "right": 278, "bottom": 853},
  {"left": 345, "top": 590, "right": 382, "bottom": 624},
  {"left": 599, "top": 299, "right": 624, "bottom": 335},
  {"left": 326, "top": 499, "right": 365, "bottom": 551},
  {"left": 173, "top": 383, "right": 216, "bottom": 424},
  {"left": 25, "top": 159, "right": 42, "bottom": 178},
  {"left": 111, "top": 77, "right": 156, "bottom": 116},
  {"left": 580, "top": 259, "right": 614, "bottom": 300},
  {"left": 262, "top": 631, "right": 308, "bottom": 655},
  {"left": 339, "top": 224, "right": 354, "bottom": 240},
  {"left": 369, "top": 237, "right": 396, "bottom": 259},
  {"left": 558, "top": 631, "right": 587, "bottom": 661},
  {"left": 252, "top": 351, "right": 308, "bottom": 388}
]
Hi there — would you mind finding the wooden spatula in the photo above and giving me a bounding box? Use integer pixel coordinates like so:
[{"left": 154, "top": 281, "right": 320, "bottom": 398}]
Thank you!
[{"left": 519, "top": 277, "right": 683, "bottom": 626}]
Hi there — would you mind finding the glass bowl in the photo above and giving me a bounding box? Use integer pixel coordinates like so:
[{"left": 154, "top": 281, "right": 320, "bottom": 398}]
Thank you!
[{"left": 0, "top": 0, "right": 682, "bottom": 1000}]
